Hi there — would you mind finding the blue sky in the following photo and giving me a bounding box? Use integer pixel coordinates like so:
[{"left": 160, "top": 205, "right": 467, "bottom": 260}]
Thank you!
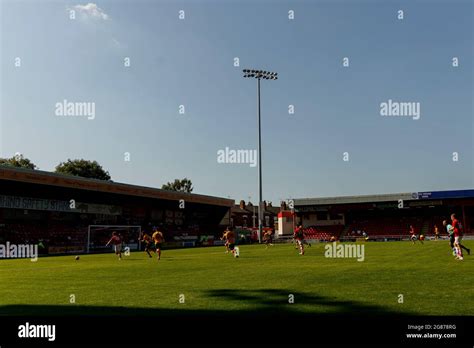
[{"left": 1, "top": 0, "right": 473, "bottom": 203}]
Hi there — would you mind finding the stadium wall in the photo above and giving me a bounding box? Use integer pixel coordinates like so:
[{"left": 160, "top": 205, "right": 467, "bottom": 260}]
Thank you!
[{"left": 0, "top": 167, "right": 234, "bottom": 254}]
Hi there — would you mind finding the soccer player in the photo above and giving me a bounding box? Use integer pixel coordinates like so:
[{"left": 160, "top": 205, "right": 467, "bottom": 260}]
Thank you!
[
  {"left": 451, "top": 214, "right": 470, "bottom": 260},
  {"left": 409, "top": 225, "right": 417, "bottom": 244},
  {"left": 443, "top": 220, "right": 456, "bottom": 256},
  {"left": 152, "top": 229, "right": 165, "bottom": 261},
  {"left": 263, "top": 229, "right": 274, "bottom": 249},
  {"left": 294, "top": 225, "right": 305, "bottom": 255},
  {"left": 221, "top": 228, "right": 231, "bottom": 253},
  {"left": 434, "top": 225, "right": 440, "bottom": 240},
  {"left": 140, "top": 232, "right": 153, "bottom": 258},
  {"left": 106, "top": 231, "right": 122, "bottom": 260},
  {"left": 223, "top": 228, "right": 236, "bottom": 256}
]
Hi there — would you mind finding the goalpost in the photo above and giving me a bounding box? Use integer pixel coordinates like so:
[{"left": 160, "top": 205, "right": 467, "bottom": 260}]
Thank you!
[{"left": 86, "top": 225, "right": 142, "bottom": 254}]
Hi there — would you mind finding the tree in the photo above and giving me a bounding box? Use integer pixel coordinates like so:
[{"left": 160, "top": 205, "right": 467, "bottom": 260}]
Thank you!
[
  {"left": 55, "top": 159, "right": 111, "bottom": 180},
  {"left": 0, "top": 154, "right": 37, "bottom": 170},
  {"left": 162, "top": 178, "right": 193, "bottom": 193}
]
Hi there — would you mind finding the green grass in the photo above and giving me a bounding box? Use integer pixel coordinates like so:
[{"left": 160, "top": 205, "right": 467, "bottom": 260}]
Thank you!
[{"left": 0, "top": 240, "right": 472, "bottom": 316}]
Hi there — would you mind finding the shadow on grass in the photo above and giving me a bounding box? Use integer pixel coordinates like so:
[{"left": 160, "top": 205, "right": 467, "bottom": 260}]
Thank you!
[
  {"left": 204, "top": 288, "right": 415, "bottom": 316},
  {"left": 0, "top": 289, "right": 412, "bottom": 316}
]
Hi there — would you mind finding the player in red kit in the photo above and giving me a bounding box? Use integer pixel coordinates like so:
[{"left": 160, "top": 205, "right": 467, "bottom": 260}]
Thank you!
[
  {"left": 451, "top": 214, "right": 470, "bottom": 260},
  {"left": 106, "top": 231, "right": 123, "bottom": 260},
  {"left": 409, "top": 225, "right": 417, "bottom": 244},
  {"left": 294, "top": 225, "right": 305, "bottom": 255}
]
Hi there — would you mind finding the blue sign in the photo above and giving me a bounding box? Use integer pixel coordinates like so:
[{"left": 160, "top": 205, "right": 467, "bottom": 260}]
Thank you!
[{"left": 418, "top": 190, "right": 474, "bottom": 200}]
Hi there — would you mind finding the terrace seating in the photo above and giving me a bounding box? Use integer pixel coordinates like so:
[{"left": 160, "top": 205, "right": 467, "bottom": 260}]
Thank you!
[
  {"left": 1, "top": 223, "right": 86, "bottom": 247},
  {"left": 48, "top": 224, "right": 87, "bottom": 246},
  {"left": 1, "top": 223, "right": 46, "bottom": 244},
  {"left": 303, "top": 225, "right": 344, "bottom": 241},
  {"left": 346, "top": 217, "right": 423, "bottom": 237}
]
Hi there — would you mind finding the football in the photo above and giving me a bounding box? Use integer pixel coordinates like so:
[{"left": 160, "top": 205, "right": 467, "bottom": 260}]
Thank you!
[{"left": 75, "top": 256, "right": 80, "bottom": 261}]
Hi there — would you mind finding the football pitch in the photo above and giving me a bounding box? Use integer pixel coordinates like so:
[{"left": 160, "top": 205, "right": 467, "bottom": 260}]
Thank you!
[{"left": 0, "top": 241, "right": 472, "bottom": 316}]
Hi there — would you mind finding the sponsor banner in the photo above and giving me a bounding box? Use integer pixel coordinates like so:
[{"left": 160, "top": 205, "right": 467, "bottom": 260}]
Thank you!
[
  {"left": 0, "top": 195, "right": 70, "bottom": 212},
  {"left": 408, "top": 200, "right": 442, "bottom": 207},
  {"left": 297, "top": 206, "right": 330, "bottom": 212},
  {"left": 0, "top": 194, "right": 121, "bottom": 215},
  {"left": 73, "top": 203, "right": 122, "bottom": 215},
  {"left": 48, "top": 246, "right": 85, "bottom": 254},
  {"left": 163, "top": 242, "right": 182, "bottom": 249},
  {"left": 418, "top": 189, "right": 474, "bottom": 199},
  {"left": 174, "top": 235, "right": 198, "bottom": 241},
  {"left": 375, "top": 202, "right": 398, "bottom": 209}
]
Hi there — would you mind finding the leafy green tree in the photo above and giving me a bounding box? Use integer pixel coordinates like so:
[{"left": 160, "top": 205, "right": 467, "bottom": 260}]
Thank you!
[
  {"left": 0, "top": 154, "right": 37, "bottom": 170},
  {"left": 162, "top": 178, "right": 193, "bottom": 193},
  {"left": 55, "top": 159, "right": 111, "bottom": 180}
]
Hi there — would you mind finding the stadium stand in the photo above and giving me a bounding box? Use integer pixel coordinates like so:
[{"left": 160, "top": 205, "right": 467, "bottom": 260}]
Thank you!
[
  {"left": 346, "top": 217, "right": 424, "bottom": 237},
  {"left": 0, "top": 223, "right": 45, "bottom": 244},
  {"left": 303, "top": 225, "right": 344, "bottom": 241}
]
